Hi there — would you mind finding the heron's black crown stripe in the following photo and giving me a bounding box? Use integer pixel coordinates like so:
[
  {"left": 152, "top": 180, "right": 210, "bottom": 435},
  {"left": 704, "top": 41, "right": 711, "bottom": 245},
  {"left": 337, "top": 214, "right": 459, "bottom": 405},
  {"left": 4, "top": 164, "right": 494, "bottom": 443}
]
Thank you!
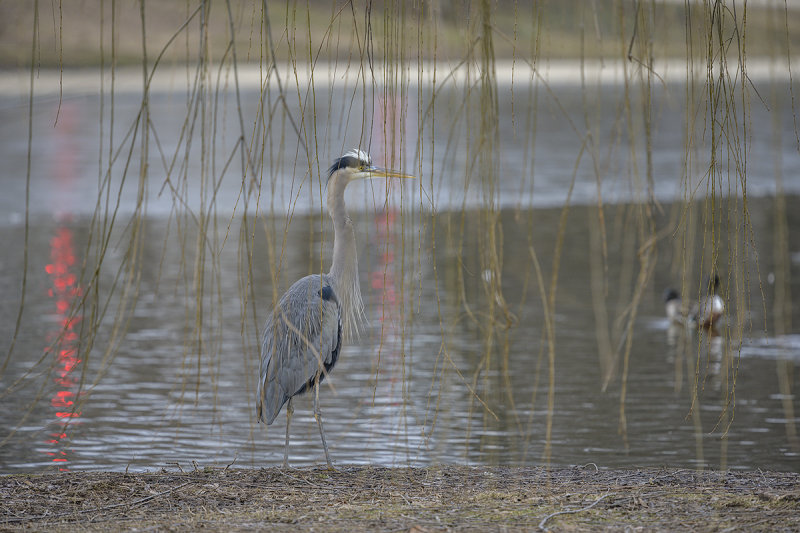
[
  {"left": 328, "top": 156, "right": 359, "bottom": 177},
  {"left": 327, "top": 153, "right": 371, "bottom": 179}
]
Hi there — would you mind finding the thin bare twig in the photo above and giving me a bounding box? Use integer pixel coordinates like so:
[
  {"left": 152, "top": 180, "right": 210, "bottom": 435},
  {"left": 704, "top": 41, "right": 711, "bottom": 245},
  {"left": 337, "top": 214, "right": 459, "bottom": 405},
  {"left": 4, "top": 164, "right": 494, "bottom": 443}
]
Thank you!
[{"left": 538, "top": 492, "right": 614, "bottom": 531}]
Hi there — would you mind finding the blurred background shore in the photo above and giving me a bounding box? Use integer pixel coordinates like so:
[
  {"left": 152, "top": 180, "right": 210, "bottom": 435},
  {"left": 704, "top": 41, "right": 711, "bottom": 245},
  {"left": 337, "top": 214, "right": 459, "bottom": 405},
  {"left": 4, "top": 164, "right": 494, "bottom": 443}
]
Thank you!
[{"left": 1, "top": 0, "right": 798, "bottom": 68}]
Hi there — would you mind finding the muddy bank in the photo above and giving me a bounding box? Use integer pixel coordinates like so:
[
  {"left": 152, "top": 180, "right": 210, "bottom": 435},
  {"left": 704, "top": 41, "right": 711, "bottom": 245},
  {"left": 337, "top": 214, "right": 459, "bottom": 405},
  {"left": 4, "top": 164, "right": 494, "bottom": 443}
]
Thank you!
[{"left": 1, "top": 466, "right": 798, "bottom": 531}]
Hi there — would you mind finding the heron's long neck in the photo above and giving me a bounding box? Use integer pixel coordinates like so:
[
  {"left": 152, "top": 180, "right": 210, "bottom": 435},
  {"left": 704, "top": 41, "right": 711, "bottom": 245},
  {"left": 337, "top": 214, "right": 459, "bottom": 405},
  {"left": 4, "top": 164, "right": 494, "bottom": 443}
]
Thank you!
[{"left": 328, "top": 176, "right": 365, "bottom": 338}]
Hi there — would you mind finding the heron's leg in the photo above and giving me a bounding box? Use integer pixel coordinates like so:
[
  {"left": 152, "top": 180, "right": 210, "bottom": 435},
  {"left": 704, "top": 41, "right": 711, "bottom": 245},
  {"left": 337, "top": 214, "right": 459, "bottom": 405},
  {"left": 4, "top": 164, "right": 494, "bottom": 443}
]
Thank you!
[
  {"left": 313, "top": 377, "right": 334, "bottom": 469},
  {"left": 283, "top": 398, "right": 293, "bottom": 468}
]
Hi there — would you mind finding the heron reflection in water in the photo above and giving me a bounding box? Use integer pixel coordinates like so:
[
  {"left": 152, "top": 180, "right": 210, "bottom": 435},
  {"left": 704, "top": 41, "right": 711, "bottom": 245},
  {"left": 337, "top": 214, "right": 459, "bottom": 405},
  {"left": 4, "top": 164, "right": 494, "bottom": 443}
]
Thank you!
[{"left": 256, "top": 150, "right": 414, "bottom": 469}]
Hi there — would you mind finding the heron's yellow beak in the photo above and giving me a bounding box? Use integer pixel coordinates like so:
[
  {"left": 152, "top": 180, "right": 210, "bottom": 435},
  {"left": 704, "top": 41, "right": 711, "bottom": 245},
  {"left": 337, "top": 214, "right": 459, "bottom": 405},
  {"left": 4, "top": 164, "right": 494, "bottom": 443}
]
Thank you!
[{"left": 357, "top": 166, "right": 415, "bottom": 180}]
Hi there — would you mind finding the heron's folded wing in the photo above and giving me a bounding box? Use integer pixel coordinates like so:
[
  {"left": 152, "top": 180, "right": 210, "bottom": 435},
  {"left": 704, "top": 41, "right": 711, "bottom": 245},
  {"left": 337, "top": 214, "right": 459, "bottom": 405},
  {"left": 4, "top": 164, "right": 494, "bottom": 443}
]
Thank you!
[{"left": 257, "top": 275, "right": 339, "bottom": 423}]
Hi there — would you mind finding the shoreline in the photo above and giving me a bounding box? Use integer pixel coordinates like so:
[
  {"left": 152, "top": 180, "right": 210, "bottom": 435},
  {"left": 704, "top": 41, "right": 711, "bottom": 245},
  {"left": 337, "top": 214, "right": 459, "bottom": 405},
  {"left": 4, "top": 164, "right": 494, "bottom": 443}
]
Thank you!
[
  {"left": 2, "top": 465, "right": 798, "bottom": 531},
  {"left": 1, "top": 58, "right": 798, "bottom": 98}
]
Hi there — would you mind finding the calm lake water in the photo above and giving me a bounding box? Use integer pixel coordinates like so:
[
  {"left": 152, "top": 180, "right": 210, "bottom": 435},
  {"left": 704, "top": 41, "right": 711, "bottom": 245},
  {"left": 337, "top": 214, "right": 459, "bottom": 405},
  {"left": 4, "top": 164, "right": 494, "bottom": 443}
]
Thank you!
[{"left": 0, "top": 70, "right": 798, "bottom": 472}]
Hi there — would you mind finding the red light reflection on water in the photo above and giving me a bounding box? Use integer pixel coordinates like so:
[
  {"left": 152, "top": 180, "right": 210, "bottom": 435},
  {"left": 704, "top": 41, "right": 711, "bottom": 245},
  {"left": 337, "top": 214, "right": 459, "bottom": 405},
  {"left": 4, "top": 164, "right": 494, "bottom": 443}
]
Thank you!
[
  {"left": 368, "top": 93, "right": 410, "bottom": 413},
  {"left": 370, "top": 208, "right": 405, "bottom": 410},
  {"left": 44, "top": 226, "right": 83, "bottom": 470},
  {"left": 371, "top": 209, "right": 399, "bottom": 319},
  {"left": 40, "top": 102, "right": 85, "bottom": 470}
]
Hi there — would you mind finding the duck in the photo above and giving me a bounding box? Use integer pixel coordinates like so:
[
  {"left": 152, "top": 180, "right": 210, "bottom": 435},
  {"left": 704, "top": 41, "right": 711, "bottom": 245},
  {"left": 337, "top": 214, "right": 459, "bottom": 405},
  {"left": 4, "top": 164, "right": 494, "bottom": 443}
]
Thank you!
[
  {"left": 662, "top": 288, "right": 687, "bottom": 326},
  {"left": 663, "top": 275, "right": 725, "bottom": 330},
  {"left": 692, "top": 274, "right": 725, "bottom": 329}
]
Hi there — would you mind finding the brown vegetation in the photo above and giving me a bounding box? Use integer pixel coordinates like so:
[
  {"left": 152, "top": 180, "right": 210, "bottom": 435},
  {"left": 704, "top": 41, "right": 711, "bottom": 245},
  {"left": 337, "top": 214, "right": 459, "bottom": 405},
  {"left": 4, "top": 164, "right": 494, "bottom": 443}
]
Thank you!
[{"left": 2, "top": 466, "right": 799, "bottom": 531}]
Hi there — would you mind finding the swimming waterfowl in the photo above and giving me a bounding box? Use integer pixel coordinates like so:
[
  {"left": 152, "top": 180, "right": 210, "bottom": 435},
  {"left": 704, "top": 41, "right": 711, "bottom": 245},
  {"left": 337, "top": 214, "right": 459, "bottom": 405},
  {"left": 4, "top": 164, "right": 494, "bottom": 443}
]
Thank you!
[
  {"left": 692, "top": 274, "right": 724, "bottom": 329},
  {"left": 663, "top": 288, "right": 686, "bottom": 326},
  {"left": 663, "top": 275, "right": 724, "bottom": 330}
]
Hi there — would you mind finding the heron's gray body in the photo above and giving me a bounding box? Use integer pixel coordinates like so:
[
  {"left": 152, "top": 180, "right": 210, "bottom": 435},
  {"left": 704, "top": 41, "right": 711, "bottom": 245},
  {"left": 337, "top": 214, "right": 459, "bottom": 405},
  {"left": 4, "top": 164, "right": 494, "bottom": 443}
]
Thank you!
[{"left": 257, "top": 273, "right": 342, "bottom": 425}]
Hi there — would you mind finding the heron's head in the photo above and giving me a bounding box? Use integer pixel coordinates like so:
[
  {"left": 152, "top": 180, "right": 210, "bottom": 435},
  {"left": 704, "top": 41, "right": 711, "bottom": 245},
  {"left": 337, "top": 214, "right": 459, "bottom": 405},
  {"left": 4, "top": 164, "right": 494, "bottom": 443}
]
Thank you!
[{"left": 327, "top": 149, "right": 414, "bottom": 184}]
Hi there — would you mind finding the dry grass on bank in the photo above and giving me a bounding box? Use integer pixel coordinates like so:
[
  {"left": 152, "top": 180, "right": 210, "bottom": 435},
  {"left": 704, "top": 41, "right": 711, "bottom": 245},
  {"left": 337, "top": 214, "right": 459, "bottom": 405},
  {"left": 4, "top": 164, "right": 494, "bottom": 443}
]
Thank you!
[{"left": 1, "top": 466, "right": 799, "bottom": 531}]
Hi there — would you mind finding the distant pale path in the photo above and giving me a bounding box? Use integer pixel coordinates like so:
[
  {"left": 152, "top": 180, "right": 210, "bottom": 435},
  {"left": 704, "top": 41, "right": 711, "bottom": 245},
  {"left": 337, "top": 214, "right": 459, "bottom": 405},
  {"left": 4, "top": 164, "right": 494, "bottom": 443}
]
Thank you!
[{"left": 1, "top": 58, "right": 798, "bottom": 97}]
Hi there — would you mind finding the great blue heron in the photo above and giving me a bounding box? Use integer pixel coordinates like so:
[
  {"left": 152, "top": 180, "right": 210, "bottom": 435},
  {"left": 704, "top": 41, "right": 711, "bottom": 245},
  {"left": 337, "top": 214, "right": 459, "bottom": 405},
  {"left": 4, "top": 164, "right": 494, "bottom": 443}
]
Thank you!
[{"left": 256, "top": 149, "right": 414, "bottom": 468}]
